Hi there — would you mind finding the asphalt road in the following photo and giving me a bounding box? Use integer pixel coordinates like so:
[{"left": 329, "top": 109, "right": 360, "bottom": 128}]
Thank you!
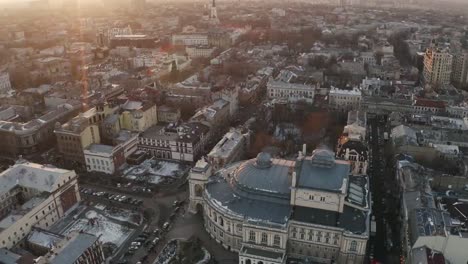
[{"left": 369, "top": 116, "right": 402, "bottom": 264}]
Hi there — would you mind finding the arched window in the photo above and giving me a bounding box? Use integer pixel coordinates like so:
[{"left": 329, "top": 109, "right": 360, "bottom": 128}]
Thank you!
[
  {"left": 349, "top": 240, "right": 357, "bottom": 252},
  {"left": 245, "top": 259, "right": 251, "bottom": 264}
]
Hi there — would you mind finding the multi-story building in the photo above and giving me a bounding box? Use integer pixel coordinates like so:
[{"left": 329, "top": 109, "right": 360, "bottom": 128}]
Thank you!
[
  {"left": 423, "top": 47, "right": 453, "bottom": 86},
  {"left": 186, "top": 45, "right": 216, "bottom": 58},
  {"left": 157, "top": 105, "right": 181, "bottom": 123},
  {"left": 451, "top": 51, "right": 468, "bottom": 88},
  {"left": 120, "top": 101, "right": 158, "bottom": 132},
  {"left": 207, "top": 128, "right": 250, "bottom": 171},
  {"left": 0, "top": 160, "right": 80, "bottom": 250},
  {"left": 84, "top": 144, "right": 125, "bottom": 174},
  {"left": 37, "top": 232, "right": 105, "bottom": 264},
  {"left": 267, "top": 70, "right": 316, "bottom": 104},
  {"left": 328, "top": 87, "right": 362, "bottom": 112},
  {"left": 172, "top": 33, "right": 209, "bottom": 46},
  {"left": 0, "top": 72, "right": 12, "bottom": 95},
  {"left": 0, "top": 103, "right": 80, "bottom": 157},
  {"left": 138, "top": 122, "right": 210, "bottom": 162},
  {"left": 189, "top": 148, "right": 370, "bottom": 264},
  {"left": 336, "top": 111, "right": 368, "bottom": 176},
  {"left": 55, "top": 104, "right": 117, "bottom": 165},
  {"left": 412, "top": 98, "right": 446, "bottom": 115}
]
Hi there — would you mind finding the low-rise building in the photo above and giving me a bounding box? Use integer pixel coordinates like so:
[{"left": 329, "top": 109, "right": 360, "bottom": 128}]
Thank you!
[
  {"left": 267, "top": 69, "right": 316, "bottom": 104},
  {"left": 120, "top": 100, "right": 158, "bottom": 132},
  {"left": 0, "top": 72, "right": 12, "bottom": 95},
  {"left": 139, "top": 122, "right": 210, "bottom": 162},
  {"left": 37, "top": 232, "right": 105, "bottom": 264},
  {"left": 84, "top": 144, "right": 125, "bottom": 174},
  {"left": 172, "top": 33, "right": 209, "bottom": 46},
  {"left": 0, "top": 161, "right": 80, "bottom": 249},
  {"left": 186, "top": 45, "right": 216, "bottom": 58},
  {"left": 0, "top": 103, "right": 80, "bottom": 158},
  {"left": 157, "top": 105, "right": 181, "bottom": 124},
  {"left": 328, "top": 87, "right": 362, "bottom": 112},
  {"left": 207, "top": 128, "right": 250, "bottom": 171}
]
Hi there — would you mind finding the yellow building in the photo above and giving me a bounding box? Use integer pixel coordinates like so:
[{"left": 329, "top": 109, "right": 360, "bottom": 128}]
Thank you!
[
  {"left": 55, "top": 103, "right": 118, "bottom": 165},
  {"left": 120, "top": 101, "right": 158, "bottom": 132}
]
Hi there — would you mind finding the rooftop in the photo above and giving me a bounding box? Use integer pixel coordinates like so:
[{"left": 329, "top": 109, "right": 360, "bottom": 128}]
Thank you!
[
  {"left": 296, "top": 149, "right": 349, "bottom": 192},
  {"left": 208, "top": 129, "right": 246, "bottom": 159},
  {"left": 48, "top": 232, "right": 99, "bottom": 264},
  {"left": 0, "top": 162, "right": 72, "bottom": 197}
]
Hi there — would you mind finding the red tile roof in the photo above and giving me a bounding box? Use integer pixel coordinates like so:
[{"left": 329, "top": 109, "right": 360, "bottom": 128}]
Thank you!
[{"left": 414, "top": 98, "right": 446, "bottom": 109}]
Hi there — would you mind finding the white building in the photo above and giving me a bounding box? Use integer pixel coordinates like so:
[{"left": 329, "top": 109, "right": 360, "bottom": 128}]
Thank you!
[
  {"left": 186, "top": 45, "right": 216, "bottom": 58},
  {"left": 139, "top": 122, "right": 210, "bottom": 162},
  {"left": 267, "top": 70, "right": 316, "bottom": 104},
  {"left": 189, "top": 148, "right": 370, "bottom": 264},
  {"left": 172, "top": 33, "right": 209, "bottom": 46},
  {"left": 328, "top": 87, "right": 362, "bottom": 112},
  {"left": 0, "top": 161, "right": 80, "bottom": 249},
  {"left": 447, "top": 106, "right": 468, "bottom": 118},
  {"left": 207, "top": 128, "right": 250, "bottom": 171},
  {"left": 84, "top": 144, "right": 125, "bottom": 174},
  {"left": 0, "top": 72, "right": 12, "bottom": 94}
]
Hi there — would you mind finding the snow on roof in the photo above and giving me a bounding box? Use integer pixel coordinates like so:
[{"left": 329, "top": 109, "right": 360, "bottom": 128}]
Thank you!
[
  {"left": 208, "top": 130, "right": 245, "bottom": 159},
  {"left": 0, "top": 162, "right": 73, "bottom": 197}
]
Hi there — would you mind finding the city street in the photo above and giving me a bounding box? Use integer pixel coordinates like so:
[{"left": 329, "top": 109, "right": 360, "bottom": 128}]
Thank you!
[{"left": 368, "top": 116, "right": 401, "bottom": 264}]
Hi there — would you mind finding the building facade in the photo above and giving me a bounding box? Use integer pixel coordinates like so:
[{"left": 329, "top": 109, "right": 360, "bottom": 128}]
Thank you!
[
  {"left": 189, "top": 148, "right": 370, "bottom": 264},
  {"left": 328, "top": 87, "right": 362, "bottom": 112},
  {"left": 139, "top": 122, "right": 210, "bottom": 162},
  {"left": 267, "top": 70, "right": 316, "bottom": 104},
  {"left": 172, "top": 34, "right": 209, "bottom": 46},
  {"left": 0, "top": 72, "right": 12, "bottom": 95},
  {"left": 84, "top": 144, "right": 125, "bottom": 174},
  {"left": 451, "top": 51, "right": 468, "bottom": 88},
  {"left": 423, "top": 47, "right": 453, "bottom": 86},
  {"left": 186, "top": 45, "right": 216, "bottom": 58},
  {"left": 0, "top": 103, "right": 80, "bottom": 158}
]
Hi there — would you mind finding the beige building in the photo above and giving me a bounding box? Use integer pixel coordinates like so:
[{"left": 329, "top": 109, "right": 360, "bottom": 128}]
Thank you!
[
  {"left": 451, "top": 51, "right": 468, "bottom": 88},
  {"left": 328, "top": 87, "right": 362, "bottom": 112},
  {"left": 0, "top": 103, "right": 80, "bottom": 158},
  {"left": 0, "top": 160, "right": 80, "bottom": 250},
  {"left": 120, "top": 101, "right": 158, "bottom": 132},
  {"left": 189, "top": 148, "right": 370, "bottom": 264},
  {"left": 423, "top": 47, "right": 453, "bottom": 86},
  {"left": 157, "top": 105, "right": 181, "bottom": 124},
  {"left": 55, "top": 103, "right": 117, "bottom": 165},
  {"left": 207, "top": 128, "right": 250, "bottom": 171}
]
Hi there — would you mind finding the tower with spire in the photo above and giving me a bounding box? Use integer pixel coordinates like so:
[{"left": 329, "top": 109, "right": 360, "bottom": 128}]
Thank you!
[{"left": 209, "top": 0, "right": 220, "bottom": 25}]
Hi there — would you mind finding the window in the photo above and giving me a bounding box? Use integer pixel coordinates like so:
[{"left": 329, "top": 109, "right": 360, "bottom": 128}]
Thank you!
[
  {"left": 320, "top": 197, "right": 325, "bottom": 202},
  {"left": 249, "top": 231, "right": 256, "bottom": 242},
  {"left": 261, "top": 233, "right": 268, "bottom": 245},
  {"left": 273, "top": 235, "right": 281, "bottom": 247},
  {"left": 349, "top": 241, "right": 357, "bottom": 252}
]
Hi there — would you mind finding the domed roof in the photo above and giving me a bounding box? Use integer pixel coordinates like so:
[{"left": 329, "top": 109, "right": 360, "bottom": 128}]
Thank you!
[
  {"left": 232, "top": 152, "right": 293, "bottom": 196},
  {"left": 310, "top": 148, "right": 336, "bottom": 168},
  {"left": 254, "top": 152, "right": 273, "bottom": 168}
]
